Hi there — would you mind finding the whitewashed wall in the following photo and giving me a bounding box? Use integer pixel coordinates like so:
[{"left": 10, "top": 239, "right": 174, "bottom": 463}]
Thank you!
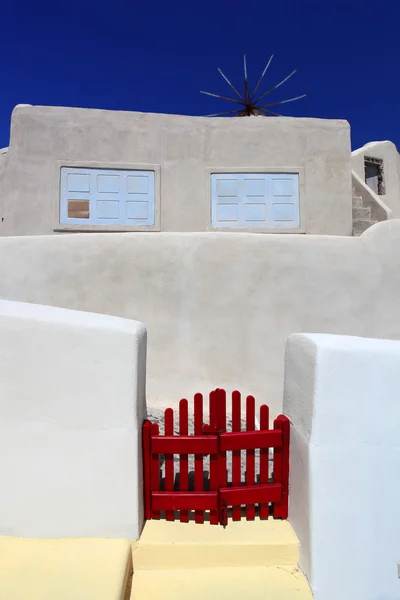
[
  {"left": 0, "top": 105, "right": 352, "bottom": 236},
  {"left": 1, "top": 220, "right": 400, "bottom": 417},
  {"left": 284, "top": 333, "right": 400, "bottom": 600},
  {"left": 0, "top": 300, "right": 147, "bottom": 540},
  {"left": 352, "top": 141, "right": 400, "bottom": 217}
]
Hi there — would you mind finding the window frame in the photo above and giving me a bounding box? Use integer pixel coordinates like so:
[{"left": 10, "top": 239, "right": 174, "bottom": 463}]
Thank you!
[
  {"left": 54, "top": 161, "right": 161, "bottom": 232},
  {"left": 205, "top": 166, "right": 305, "bottom": 233},
  {"left": 364, "top": 156, "right": 385, "bottom": 196}
]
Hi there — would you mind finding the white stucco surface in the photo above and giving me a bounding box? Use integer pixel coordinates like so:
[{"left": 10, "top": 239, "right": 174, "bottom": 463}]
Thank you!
[
  {"left": 352, "top": 141, "right": 400, "bottom": 217},
  {"left": 0, "top": 299, "right": 147, "bottom": 540},
  {"left": 284, "top": 333, "right": 400, "bottom": 600},
  {"left": 1, "top": 220, "right": 400, "bottom": 416},
  {"left": 0, "top": 105, "right": 352, "bottom": 236},
  {"left": 351, "top": 169, "right": 391, "bottom": 223}
]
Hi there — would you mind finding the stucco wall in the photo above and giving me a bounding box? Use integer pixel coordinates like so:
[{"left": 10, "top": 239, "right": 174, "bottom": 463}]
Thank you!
[
  {"left": 352, "top": 141, "right": 400, "bottom": 217},
  {"left": 0, "top": 151, "right": 7, "bottom": 187},
  {"left": 0, "top": 105, "right": 352, "bottom": 236},
  {"left": 284, "top": 333, "right": 400, "bottom": 600},
  {"left": 0, "top": 221, "right": 400, "bottom": 416},
  {"left": 0, "top": 299, "right": 147, "bottom": 540}
]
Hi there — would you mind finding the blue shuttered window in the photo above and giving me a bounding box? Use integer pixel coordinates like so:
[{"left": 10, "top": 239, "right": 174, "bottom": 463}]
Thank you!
[
  {"left": 211, "top": 173, "right": 300, "bottom": 229},
  {"left": 60, "top": 167, "right": 155, "bottom": 226}
]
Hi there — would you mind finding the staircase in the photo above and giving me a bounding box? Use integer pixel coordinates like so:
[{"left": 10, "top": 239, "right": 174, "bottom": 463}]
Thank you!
[
  {"left": 352, "top": 193, "right": 377, "bottom": 236},
  {"left": 131, "top": 519, "right": 313, "bottom": 600}
]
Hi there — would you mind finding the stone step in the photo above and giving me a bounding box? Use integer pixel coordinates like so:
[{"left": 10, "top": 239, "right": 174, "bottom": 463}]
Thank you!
[
  {"left": 0, "top": 538, "right": 132, "bottom": 600},
  {"left": 132, "top": 519, "right": 299, "bottom": 570},
  {"left": 352, "top": 219, "right": 377, "bottom": 236},
  {"left": 132, "top": 566, "right": 313, "bottom": 600},
  {"left": 352, "top": 206, "right": 371, "bottom": 220},
  {"left": 352, "top": 195, "right": 363, "bottom": 208}
]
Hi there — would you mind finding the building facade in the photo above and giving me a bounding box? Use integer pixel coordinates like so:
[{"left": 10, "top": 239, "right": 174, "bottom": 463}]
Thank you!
[{"left": 0, "top": 105, "right": 352, "bottom": 236}]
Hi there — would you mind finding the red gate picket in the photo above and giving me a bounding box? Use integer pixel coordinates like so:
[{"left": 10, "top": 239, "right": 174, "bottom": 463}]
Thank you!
[{"left": 142, "top": 388, "right": 290, "bottom": 527}]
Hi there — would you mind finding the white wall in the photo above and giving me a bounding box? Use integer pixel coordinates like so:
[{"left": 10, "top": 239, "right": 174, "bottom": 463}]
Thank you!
[
  {"left": 2, "top": 221, "right": 400, "bottom": 416},
  {"left": 352, "top": 141, "right": 400, "bottom": 217},
  {"left": 284, "top": 333, "right": 400, "bottom": 600},
  {"left": 0, "top": 105, "right": 352, "bottom": 236},
  {"left": 0, "top": 299, "right": 147, "bottom": 540}
]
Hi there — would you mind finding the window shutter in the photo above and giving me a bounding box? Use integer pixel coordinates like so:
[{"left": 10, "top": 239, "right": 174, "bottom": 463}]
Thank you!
[
  {"left": 60, "top": 168, "right": 155, "bottom": 226},
  {"left": 269, "top": 174, "right": 300, "bottom": 228},
  {"left": 211, "top": 175, "right": 241, "bottom": 228},
  {"left": 211, "top": 173, "right": 299, "bottom": 230}
]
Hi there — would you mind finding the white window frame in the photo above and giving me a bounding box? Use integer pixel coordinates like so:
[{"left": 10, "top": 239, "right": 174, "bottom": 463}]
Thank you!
[
  {"left": 205, "top": 166, "right": 306, "bottom": 233},
  {"left": 54, "top": 161, "right": 161, "bottom": 232}
]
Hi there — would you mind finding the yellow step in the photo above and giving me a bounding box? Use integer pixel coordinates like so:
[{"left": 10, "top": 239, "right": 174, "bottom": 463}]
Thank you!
[
  {"left": 0, "top": 537, "right": 132, "bottom": 600},
  {"left": 132, "top": 566, "right": 312, "bottom": 600},
  {"left": 133, "top": 518, "right": 299, "bottom": 570}
]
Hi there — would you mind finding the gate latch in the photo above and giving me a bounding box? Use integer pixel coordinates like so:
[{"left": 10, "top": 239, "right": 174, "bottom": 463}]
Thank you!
[{"left": 220, "top": 503, "right": 228, "bottom": 528}]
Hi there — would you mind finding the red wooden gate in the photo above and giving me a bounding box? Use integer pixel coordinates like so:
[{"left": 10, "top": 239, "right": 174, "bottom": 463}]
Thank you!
[{"left": 143, "top": 388, "right": 290, "bottom": 526}]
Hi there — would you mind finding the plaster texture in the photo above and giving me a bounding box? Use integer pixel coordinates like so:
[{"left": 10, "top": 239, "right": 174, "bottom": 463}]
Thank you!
[
  {"left": 0, "top": 105, "right": 352, "bottom": 235},
  {"left": 0, "top": 299, "right": 147, "bottom": 540},
  {"left": 351, "top": 169, "right": 390, "bottom": 224},
  {"left": 284, "top": 332, "right": 400, "bottom": 600},
  {"left": 133, "top": 519, "right": 298, "bottom": 570},
  {"left": 132, "top": 520, "right": 312, "bottom": 600},
  {"left": 0, "top": 537, "right": 132, "bottom": 600},
  {"left": 132, "top": 566, "right": 312, "bottom": 600},
  {"left": 1, "top": 220, "right": 400, "bottom": 415},
  {"left": 352, "top": 141, "right": 400, "bottom": 217}
]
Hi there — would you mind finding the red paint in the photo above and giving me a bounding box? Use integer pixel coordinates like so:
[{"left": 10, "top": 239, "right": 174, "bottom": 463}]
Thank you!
[
  {"left": 217, "top": 388, "right": 227, "bottom": 487},
  {"left": 142, "top": 389, "right": 290, "bottom": 527},
  {"left": 220, "top": 483, "right": 282, "bottom": 506},
  {"left": 219, "top": 429, "right": 281, "bottom": 451},
  {"left": 179, "top": 399, "right": 189, "bottom": 522},
  {"left": 164, "top": 408, "right": 175, "bottom": 521},
  {"left": 231, "top": 390, "right": 241, "bottom": 521},
  {"left": 152, "top": 491, "right": 218, "bottom": 512},
  {"left": 152, "top": 435, "right": 218, "bottom": 455},
  {"left": 273, "top": 415, "right": 290, "bottom": 519},
  {"left": 194, "top": 393, "right": 204, "bottom": 524},
  {"left": 217, "top": 389, "right": 227, "bottom": 527},
  {"left": 142, "top": 420, "right": 152, "bottom": 520},
  {"left": 245, "top": 395, "right": 256, "bottom": 520},
  {"left": 209, "top": 390, "right": 219, "bottom": 525},
  {"left": 259, "top": 404, "right": 270, "bottom": 519},
  {"left": 150, "top": 422, "right": 160, "bottom": 519}
]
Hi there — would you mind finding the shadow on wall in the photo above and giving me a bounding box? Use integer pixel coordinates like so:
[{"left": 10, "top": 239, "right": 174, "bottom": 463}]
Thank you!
[
  {"left": 0, "top": 219, "right": 399, "bottom": 416},
  {"left": 284, "top": 332, "right": 400, "bottom": 600}
]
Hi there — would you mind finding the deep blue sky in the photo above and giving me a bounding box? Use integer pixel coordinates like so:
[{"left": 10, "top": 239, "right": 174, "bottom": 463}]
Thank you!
[{"left": 1, "top": 0, "right": 399, "bottom": 150}]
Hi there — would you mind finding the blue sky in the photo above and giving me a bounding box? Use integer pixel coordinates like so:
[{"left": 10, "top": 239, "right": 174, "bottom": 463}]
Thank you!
[{"left": 1, "top": 0, "right": 399, "bottom": 150}]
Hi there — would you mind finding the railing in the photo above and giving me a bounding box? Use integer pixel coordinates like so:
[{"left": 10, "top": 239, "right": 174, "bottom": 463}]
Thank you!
[{"left": 352, "top": 170, "right": 392, "bottom": 223}]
